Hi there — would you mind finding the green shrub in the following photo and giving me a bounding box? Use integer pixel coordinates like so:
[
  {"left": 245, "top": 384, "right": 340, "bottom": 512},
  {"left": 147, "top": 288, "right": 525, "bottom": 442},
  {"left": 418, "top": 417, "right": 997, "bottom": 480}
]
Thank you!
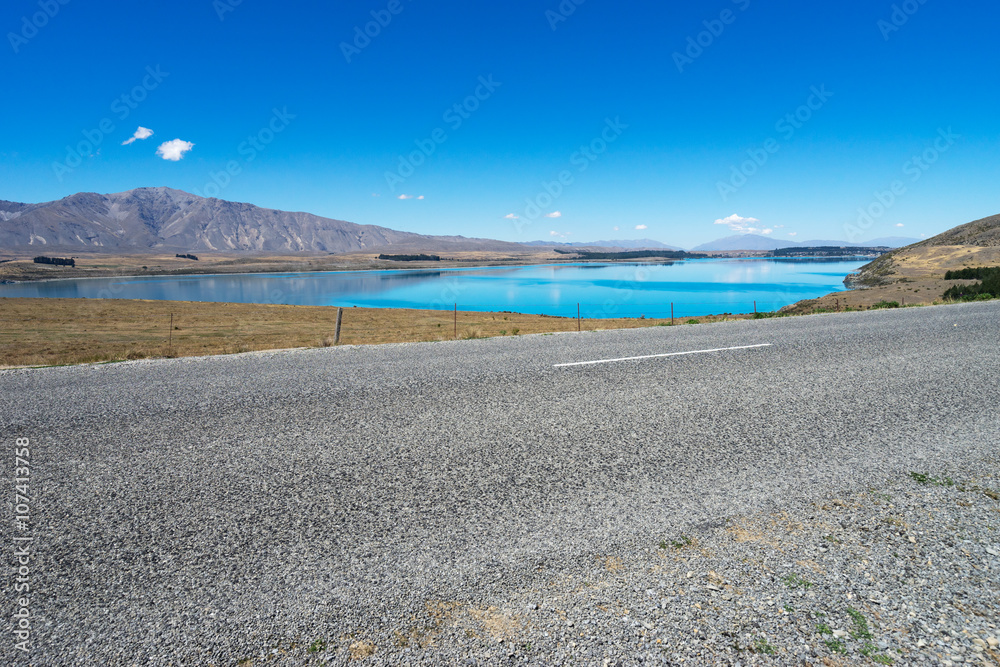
[{"left": 943, "top": 266, "right": 1000, "bottom": 301}]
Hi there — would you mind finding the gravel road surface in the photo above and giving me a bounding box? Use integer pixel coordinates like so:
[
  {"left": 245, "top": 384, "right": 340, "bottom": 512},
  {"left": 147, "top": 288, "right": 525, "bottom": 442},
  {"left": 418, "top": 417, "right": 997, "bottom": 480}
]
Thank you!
[{"left": 2, "top": 301, "right": 999, "bottom": 665}]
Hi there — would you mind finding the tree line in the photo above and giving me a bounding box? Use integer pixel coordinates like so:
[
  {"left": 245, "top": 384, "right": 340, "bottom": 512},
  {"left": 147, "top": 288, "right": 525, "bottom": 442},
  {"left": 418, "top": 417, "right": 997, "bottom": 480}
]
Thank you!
[
  {"left": 33, "top": 256, "right": 75, "bottom": 267},
  {"left": 943, "top": 266, "right": 1000, "bottom": 301}
]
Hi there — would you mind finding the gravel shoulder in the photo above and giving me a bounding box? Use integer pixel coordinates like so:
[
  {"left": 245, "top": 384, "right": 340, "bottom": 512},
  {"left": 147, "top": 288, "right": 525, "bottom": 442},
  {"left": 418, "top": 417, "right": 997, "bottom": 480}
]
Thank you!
[{"left": 1, "top": 301, "right": 998, "bottom": 665}]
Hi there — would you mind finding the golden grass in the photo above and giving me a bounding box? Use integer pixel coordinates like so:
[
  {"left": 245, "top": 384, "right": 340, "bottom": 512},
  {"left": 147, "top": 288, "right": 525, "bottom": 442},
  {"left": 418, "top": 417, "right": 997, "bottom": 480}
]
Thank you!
[{"left": 0, "top": 297, "right": 744, "bottom": 368}]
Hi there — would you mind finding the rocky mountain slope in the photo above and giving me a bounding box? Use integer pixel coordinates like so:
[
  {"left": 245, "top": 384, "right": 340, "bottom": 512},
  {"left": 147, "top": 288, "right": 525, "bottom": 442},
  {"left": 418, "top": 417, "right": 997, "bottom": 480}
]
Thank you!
[{"left": 0, "top": 187, "right": 522, "bottom": 254}]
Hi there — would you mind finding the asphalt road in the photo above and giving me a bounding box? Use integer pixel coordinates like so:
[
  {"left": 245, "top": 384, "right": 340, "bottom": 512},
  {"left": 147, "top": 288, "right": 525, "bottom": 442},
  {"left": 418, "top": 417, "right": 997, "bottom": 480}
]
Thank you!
[{"left": 2, "top": 301, "right": 998, "bottom": 664}]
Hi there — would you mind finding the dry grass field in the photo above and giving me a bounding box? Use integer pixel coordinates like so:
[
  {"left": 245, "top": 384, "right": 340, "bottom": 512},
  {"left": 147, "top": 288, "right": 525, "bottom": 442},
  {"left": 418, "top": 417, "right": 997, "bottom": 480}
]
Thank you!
[
  {"left": 0, "top": 250, "right": 571, "bottom": 283},
  {"left": 0, "top": 297, "right": 747, "bottom": 368}
]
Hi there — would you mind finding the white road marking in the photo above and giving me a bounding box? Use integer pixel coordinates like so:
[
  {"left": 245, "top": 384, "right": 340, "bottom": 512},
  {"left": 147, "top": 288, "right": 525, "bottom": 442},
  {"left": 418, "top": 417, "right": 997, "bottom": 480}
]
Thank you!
[{"left": 554, "top": 343, "right": 773, "bottom": 368}]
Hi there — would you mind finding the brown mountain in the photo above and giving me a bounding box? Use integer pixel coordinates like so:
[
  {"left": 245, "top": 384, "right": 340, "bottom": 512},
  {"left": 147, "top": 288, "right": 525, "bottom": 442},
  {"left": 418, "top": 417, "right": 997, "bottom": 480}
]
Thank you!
[
  {"left": 908, "top": 213, "right": 1000, "bottom": 247},
  {"left": 0, "top": 187, "right": 524, "bottom": 254},
  {"left": 849, "top": 212, "right": 1000, "bottom": 287}
]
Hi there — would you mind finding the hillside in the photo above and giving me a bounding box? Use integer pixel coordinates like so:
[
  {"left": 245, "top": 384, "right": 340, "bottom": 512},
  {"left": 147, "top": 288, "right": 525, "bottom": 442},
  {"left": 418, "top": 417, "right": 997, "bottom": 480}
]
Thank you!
[
  {"left": 0, "top": 187, "right": 524, "bottom": 254},
  {"left": 780, "top": 213, "right": 1000, "bottom": 314},
  {"left": 850, "top": 213, "right": 1000, "bottom": 288}
]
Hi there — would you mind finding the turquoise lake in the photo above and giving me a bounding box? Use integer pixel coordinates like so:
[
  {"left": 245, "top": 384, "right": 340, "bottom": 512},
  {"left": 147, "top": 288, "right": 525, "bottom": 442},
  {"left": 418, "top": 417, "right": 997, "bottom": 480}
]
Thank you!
[{"left": 0, "top": 258, "right": 866, "bottom": 319}]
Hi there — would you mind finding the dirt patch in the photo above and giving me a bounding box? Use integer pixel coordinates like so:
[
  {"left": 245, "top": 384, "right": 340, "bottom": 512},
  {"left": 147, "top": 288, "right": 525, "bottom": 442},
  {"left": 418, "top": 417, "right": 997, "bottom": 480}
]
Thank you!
[
  {"left": 348, "top": 640, "right": 375, "bottom": 660},
  {"left": 467, "top": 606, "right": 523, "bottom": 640}
]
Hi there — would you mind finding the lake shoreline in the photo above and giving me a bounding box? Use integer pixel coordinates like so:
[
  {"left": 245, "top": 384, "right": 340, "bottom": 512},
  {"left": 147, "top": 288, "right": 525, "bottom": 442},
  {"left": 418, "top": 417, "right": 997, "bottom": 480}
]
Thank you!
[{"left": 0, "top": 257, "right": 866, "bottom": 321}]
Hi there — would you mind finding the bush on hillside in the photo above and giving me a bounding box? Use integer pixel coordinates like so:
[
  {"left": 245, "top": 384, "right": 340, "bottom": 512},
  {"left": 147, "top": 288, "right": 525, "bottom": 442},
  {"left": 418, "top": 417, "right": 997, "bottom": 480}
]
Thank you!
[{"left": 942, "top": 265, "right": 1000, "bottom": 301}]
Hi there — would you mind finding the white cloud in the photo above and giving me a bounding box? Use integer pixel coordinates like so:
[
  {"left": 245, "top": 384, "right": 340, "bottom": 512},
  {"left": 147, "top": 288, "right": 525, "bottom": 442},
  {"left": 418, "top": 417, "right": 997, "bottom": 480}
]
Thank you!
[
  {"left": 772, "top": 224, "right": 784, "bottom": 229},
  {"left": 762, "top": 228, "right": 773, "bottom": 235},
  {"left": 635, "top": 224, "right": 648, "bottom": 230},
  {"left": 613, "top": 226, "right": 619, "bottom": 231},
  {"left": 398, "top": 194, "right": 413, "bottom": 200},
  {"left": 371, "top": 193, "right": 380, "bottom": 197},
  {"left": 417, "top": 195, "right": 425, "bottom": 200},
  {"left": 714, "top": 214, "right": 762, "bottom": 234},
  {"left": 122, "top": 127, "right": 153, "bottom": 146},
  {"left": 895, "top": 223, "right": 904, "bottom": 227},
  {"left": 714, "top": 214, "right": 759, "bottom": 227},
  {"left": 504, "top": 213, "right": 519, "bottom": 220},
  {"left": 788, "top": 232, "right": 798, "bottom": 237},
  {"left": 545, "top": 211, "right": 562, "bottom": 218},
  {"left": 549, "top": 230, "right": 570, "bottom": 239},
  {"left": 156, "top": 139, "right": 194, "bottom": 161}
]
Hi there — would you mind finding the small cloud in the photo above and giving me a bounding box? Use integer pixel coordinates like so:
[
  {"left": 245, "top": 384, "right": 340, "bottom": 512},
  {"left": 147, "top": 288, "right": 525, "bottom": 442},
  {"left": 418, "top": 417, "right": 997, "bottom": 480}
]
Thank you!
[
  {"left": 895, "top": 223, "right": 904, "bottom": 227},
  {"left": 545, "top": 211, "right": 562, "bottom": 218},
  {"left": 788, "top": 232, "right": 798, "bottom": 237},
  {"left": 714, "top": 214, "right": 761, "bottom": 233},
  {"left": 504, "top": 213, "right": 519, "bottom": 220},
  {"left": 371, "top": 193, "right": 380, "bottom": 197},
  {"left": 613, "top": 226, "right": 619, "bottom": 231},
  {"left": 122, "top": 127, "right": 153, "bottom": 146},
  {"left": 762, "top": 228, "right": 773, "bottom": 234},
  {"left": 549, "top": 230, "right": 570, "bottom": 239},
  {"left": 156, "top": 139, "right": 194, "bottom": 161},
  {"left": 398, "top": 194, "right": 413, "bottom": 200},
  {"left": 417, "top": 195, "right": 425, "bottom": 200},
  {"left": 920, "top": 233, "right": 926, "bottom": 237},
  {"left": 635, "top": 224, "right": 648, "bottom": 230},
  {"left": 772, "top": 224, "right": 784, "bottom": 229}
]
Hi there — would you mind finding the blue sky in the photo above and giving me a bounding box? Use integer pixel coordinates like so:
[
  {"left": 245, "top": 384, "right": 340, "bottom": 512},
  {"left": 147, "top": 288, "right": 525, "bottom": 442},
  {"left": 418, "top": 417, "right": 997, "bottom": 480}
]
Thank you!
[{"left": 2, "top": 0, "right": 998, "bottom": 248}]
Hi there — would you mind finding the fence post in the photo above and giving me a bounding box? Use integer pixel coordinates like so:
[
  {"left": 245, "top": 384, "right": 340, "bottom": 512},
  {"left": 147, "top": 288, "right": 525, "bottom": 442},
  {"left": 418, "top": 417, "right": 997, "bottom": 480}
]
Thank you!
[
  {"left": 334, "top": 307, "right": 343, "bottom": 345},
  {"left": 671, "top": 303, "right": 674, "bottom": 326},
  {"left": 454, "top": 303, "right": 457, "bottom": 339},
  {"left": 754, "top": 300, "right": 757, "bottom": 315},
  {"left": 577, "top": 303, "right": 581, "bottom": 332},
  {"left": 168, "top": 313, "right": 173, "bottom": 349}
]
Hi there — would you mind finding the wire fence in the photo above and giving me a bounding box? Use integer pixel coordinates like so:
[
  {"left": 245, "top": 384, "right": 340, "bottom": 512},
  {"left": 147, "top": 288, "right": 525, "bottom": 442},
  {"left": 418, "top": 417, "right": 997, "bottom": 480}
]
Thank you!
[{"left": 2, "top": 299, "right": 777, "bottom": 367}]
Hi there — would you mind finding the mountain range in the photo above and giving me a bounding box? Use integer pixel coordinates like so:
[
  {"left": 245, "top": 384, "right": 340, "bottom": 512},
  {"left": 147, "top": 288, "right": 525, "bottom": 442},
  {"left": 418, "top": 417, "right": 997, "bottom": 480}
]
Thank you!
[
  {"left": 0, "top": 187, "right": 524, "bottom": 254},
  {"left": 690, "top": 234, "right": 919, "bottom": 252},
  {"left": 524, "top": 239, "right": 684, "bottom": 250},
  {"left": 0, "top": 187, "right": 919, "bottom": 254}
]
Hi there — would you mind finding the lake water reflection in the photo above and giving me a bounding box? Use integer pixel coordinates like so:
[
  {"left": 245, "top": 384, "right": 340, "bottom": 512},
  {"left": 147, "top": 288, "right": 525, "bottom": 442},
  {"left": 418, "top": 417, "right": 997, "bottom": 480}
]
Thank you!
[{"left": 0, "top": 258, "right": 866, "bottom": 319}]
